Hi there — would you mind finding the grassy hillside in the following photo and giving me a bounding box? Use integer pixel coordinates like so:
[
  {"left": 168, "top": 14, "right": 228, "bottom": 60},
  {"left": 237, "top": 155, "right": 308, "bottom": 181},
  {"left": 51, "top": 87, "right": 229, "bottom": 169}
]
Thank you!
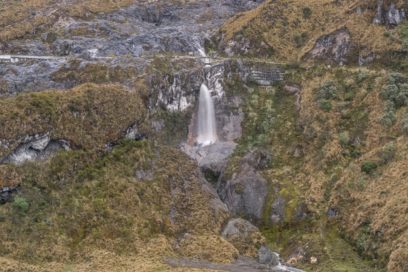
[
  {"left": 213, "top": 1, "right": 408, "bottom": 270},
  {"left": 0, "top": 140, "right": 233, "bottom": 271},
  {"left": 220, "top": 63, "right": 408, "bottom": 271},
  {"left": 218, "top": 0, "right": 406, "bottom": 70}
]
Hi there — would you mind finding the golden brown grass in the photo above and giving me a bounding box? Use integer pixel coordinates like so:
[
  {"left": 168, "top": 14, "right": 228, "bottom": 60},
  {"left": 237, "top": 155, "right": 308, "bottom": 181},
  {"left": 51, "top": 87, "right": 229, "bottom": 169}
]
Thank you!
[{"left": 220, "top": 0, "right": 403, "bottom": 61}]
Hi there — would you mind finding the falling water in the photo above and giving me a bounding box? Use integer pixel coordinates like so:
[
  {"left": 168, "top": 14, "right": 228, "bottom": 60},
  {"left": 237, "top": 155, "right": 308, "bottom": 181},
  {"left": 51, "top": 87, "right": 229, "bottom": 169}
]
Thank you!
[{"left": 197, "top": 83, "right": 217, "bottom": 146}]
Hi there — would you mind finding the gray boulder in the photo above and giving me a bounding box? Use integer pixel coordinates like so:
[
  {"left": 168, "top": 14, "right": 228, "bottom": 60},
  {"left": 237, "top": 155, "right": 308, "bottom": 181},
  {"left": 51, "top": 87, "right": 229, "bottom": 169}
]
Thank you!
[
  {"left": 218, "top": 161, "right": 268, "bottom": 221},
  {"left": 258, "top": 245, "right": 280, "bottom": 266},
  {"left": 182, "top": 141, "right": 237, "bottom": 184},
  {"left": 0, "top": 186, "right": 19, "bottom": 205}
]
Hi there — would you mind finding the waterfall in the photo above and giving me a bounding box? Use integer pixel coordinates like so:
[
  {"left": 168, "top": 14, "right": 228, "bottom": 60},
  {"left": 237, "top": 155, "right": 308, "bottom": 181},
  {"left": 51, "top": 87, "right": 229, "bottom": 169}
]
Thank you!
[{"left": 197, "top": 83, "right": 217, "bottom": 146}]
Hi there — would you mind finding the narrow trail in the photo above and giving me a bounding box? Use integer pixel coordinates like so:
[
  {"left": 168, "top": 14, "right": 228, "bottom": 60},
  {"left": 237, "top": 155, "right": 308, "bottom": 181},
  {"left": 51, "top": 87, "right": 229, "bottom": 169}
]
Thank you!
[{"left": 0, "top": 54, "right": 288, "bottom": 66}]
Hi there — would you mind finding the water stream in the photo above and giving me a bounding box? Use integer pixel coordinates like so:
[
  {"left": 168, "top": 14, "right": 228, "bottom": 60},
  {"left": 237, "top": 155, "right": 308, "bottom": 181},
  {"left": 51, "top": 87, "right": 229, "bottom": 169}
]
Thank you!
[{"left": 196, "top": 83, "right": 217, "bottom": 146}]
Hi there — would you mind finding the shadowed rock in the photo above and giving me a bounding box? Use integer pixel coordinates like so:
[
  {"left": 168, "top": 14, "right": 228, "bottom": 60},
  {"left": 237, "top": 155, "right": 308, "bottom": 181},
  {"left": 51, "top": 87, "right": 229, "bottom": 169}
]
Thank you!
[{"left": 218, "top": 162, "right": 268, "bottom": 221}]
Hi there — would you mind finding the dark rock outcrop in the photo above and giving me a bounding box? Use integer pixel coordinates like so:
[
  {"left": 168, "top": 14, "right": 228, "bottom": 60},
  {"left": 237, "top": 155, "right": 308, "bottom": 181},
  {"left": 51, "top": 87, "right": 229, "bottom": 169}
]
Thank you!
[
  {"left": 358, "top": 50, "right": 375, "bottom": 66},
  {"left": 373, "top": 0, "right": 385, "bottom": 24},
  {"left": 242, "top": 149, "right": 273, "bottom": 171},
  {"left": 305, "top": 28, "right": 352, "bottom": 65},
  {"left": 217, "top": 151, "right": 269, "bottom": 221},
  {"left": 0, "top": 186, "right": 19, "bottom": 204},
  {"left": 125, "top": 124, "right": 145, "bottom": 141},
  {"left": 373, "top": 1, "right": 406, "bottom": 26}
]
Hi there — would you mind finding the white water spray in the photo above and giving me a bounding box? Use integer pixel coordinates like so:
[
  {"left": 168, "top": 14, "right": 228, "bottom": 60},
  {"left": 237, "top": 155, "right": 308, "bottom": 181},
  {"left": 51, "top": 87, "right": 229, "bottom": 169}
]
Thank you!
[{"left": 197, "top": 83, "right": 217, "bottom": 146}]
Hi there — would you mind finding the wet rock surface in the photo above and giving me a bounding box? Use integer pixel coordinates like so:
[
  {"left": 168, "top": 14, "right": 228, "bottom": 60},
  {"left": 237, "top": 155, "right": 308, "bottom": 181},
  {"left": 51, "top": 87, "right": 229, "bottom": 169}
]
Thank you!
[{"left": 182, "top": 141, "right": 237, "bottom": 183}]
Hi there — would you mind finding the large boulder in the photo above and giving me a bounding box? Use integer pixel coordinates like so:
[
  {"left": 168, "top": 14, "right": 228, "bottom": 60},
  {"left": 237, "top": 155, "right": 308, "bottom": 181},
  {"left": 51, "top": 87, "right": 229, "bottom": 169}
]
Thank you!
[
  {"left": 221, "top": 218, "right": 265, "bottom": 256},
  {"left": 217, "top": 151, "right": 269, "bottom": 221}
]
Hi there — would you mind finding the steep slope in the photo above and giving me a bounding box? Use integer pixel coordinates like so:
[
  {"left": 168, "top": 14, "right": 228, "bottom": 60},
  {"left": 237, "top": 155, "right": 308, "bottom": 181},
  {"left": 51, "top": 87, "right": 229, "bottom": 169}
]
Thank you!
[
  {"left": 215, "top": 0, "right": 407, "bottom": 70},
  {"left": 209, "top": 0, "right": 408, "bottom": 271},
  {"left": 0, "top": 140, "right": 234, "bottom": 271}
]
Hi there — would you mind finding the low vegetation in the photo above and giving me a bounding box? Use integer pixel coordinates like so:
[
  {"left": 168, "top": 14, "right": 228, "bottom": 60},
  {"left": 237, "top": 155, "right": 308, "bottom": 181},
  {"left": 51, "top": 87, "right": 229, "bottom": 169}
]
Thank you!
[
  {"left": 0, "top": 83, "right": 146, "bottom": 158},
  {"left": 220, "top": 0, "right": 404, "bottom": 64},
  {"left": 0, "top": 140, "right": 230, "bottom": 269}
]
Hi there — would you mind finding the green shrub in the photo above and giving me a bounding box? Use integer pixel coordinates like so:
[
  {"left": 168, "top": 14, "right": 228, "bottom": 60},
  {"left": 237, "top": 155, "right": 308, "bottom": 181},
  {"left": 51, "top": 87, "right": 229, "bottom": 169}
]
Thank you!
[
  {"left": 380, "top": 74, "right": 408, "bottom": 109},
  {"left": 380, "top": 84, "right": 400, "bottom": 101},
  {"left": 379, "top": 110, "right": 396, "bottom": 127},
  {"left": 316, "top": 81, "right": 337, "bottom": 100},
  {"left": 302, "top": 7, "right": 312, "bottom": 19},
  {"left": 356, "top": 71, "right": 369, "bottom": 84},
  {"left": 356, "top": 224, "right": 372, "bottom": 255},
  {"left": 12, "top": 196, "right": 29, "bottom": 213},
  {"left": 361, "top": 161, "right": 378, "bottom": 174},
  {"left": 344, "top": 90, "right": 355, "bottom": 101},
  {"left": 319, "top": 100, "right": 332, "bottom": 112}
]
